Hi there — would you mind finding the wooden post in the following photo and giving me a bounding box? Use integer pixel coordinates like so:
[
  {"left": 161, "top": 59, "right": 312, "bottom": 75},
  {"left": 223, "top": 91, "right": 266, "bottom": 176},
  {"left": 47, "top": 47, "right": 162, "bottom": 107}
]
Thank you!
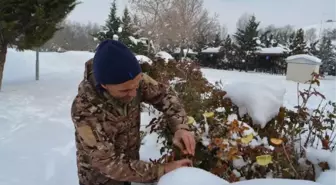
[{"left": 36, "top": 48, "right": 39, "bottom": 81}]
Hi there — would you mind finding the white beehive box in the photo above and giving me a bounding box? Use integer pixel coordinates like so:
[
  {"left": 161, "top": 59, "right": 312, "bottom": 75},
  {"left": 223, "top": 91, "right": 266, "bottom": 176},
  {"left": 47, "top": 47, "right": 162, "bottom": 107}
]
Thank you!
[{"left": 285, "top": 54, "right": 322, "bottom": 83}]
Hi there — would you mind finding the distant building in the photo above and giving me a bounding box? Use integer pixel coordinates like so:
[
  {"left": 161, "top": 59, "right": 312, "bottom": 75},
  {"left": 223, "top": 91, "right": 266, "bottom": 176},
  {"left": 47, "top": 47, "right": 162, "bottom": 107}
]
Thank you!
[
  {"left": 198, "top": 46, "right": 224, "bottom": 68},
  {"left": 172, "top": 48, "right": 198, "bottom": 61},
  {"left": 254, "top": 46, "right": 289, "bottom": 74}
]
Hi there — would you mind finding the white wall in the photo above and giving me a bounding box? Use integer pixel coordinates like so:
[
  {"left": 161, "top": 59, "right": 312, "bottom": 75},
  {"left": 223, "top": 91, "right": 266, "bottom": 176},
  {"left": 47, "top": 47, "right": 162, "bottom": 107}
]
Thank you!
[{"left": 286, "top": 62, "right": 319, "bottom": 83}]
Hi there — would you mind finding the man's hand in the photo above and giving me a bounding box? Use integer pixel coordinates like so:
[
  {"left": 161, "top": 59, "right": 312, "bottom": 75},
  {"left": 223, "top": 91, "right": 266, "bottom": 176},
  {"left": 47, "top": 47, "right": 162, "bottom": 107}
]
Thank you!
[
  {"left": 173, "top": 129, "right": 196, "bottom": 156},
  {"left": 164, "top": 159, "right": 192, "bottom": 174}
]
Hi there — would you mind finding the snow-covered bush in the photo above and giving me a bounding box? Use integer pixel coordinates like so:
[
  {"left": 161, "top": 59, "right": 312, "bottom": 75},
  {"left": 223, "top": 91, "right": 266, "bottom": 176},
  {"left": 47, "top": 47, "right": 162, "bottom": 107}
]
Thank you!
[
  {"left": 155, "top": 51, "right": 174, "bottom": 63},
  {"left": 139, "top": 59, "right": 336, "bottom": 182}
]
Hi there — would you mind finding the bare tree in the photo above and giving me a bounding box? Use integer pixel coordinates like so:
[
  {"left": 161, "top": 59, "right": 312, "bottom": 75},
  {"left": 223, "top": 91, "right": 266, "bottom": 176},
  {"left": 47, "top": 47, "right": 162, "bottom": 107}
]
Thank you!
[
  {"left": 129, "top": 0, "right": 220, "bottom": 51},
  {"left": 42, "top": 20, "right": 100, "bottom": 51},
  {"left": 272, "top": 25, "right": 295, "bottom": 46},
  {"left": 305, "top": 28, "right": 317, "bottom": 43},
  {"left": 257, "top": 24, "right": 296, "bottom": 47},
  {"left": 236, "top": 12, "right": 253, "bottom": 30},
  {"left": 220, "top": 24, "right": 228, "bottom": 40},
  {"left": 129, "top": 0, "right": 173, "bottom": 45}
]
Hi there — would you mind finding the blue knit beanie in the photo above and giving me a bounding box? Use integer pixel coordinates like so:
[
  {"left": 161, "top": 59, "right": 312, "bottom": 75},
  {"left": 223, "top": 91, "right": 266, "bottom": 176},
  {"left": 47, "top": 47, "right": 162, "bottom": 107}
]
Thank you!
[{"left": 93, "top": 39, "right": 141, "bottom": 86}]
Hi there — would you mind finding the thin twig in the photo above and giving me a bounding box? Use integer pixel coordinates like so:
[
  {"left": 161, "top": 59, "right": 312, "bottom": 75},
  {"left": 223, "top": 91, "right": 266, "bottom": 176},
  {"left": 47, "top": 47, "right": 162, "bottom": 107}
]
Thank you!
[
  {"left": 311, "top": 99, "right": 324, "bottom": 148},
  {"left": 282, "top": 143, "right": 299, "bottom": 176},
  {"left": 297, "top": 83, "right": 300, "bottom": 108}
]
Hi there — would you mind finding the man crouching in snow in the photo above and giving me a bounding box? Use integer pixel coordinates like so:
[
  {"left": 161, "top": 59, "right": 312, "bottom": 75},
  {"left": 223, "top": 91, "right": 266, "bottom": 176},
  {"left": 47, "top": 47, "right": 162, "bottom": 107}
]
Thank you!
[{"left": 71, "top": 40, "right": 195, "bottom": 185}]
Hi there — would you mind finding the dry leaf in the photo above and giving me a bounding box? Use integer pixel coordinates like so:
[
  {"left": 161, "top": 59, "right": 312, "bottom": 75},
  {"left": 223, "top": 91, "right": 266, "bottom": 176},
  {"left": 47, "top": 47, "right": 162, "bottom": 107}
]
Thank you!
[
  {"left": 256, "top": 155, "right": 273, "bottom": 166},
  {"left": 203, "top": 112, "right": 215, "bottom": 118},
  {"left": 241, "top": 133, "right": 254, "bottom": 144},
  {"left": 187, "top": 116, "right": 196, "bottom": 124},
  {"left": 270, "top": 138, "right": 283, "bottom": 145}
]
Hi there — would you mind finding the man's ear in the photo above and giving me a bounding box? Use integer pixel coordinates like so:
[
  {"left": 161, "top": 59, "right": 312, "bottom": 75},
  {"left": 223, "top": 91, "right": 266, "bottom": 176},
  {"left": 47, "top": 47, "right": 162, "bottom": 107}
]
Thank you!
[{"left": 101, "top": 84, "right": 107, "bottom": 89}]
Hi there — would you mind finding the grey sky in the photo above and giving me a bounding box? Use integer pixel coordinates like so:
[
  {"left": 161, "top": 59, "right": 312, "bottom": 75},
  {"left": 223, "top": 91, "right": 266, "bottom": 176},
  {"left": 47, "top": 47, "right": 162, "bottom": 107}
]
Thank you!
[{"left": 67, "top": 0, "right": 335, "bottom": 33}]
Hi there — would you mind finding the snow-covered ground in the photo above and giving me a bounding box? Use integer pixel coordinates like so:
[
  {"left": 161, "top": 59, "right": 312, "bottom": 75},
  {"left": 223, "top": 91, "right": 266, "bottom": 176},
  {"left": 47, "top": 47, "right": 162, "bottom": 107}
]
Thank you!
[{"left": 0, "top": 49, "right": 335, "bottom": 185}]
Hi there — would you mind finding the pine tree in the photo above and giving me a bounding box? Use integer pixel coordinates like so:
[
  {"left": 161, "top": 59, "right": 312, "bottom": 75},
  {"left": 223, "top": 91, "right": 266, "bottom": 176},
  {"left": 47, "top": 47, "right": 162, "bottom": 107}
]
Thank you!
[
  {"left": 289, "top": 28, "right": 308, "bottom": 55},
  {"left": 194, "top": 33, "right": 208, "bottom": 66},
  {"left": 222, "top": 35, "right": 236, "bottom": 64},
  {"left": 94, "top": 0, "right": 121, "bottom": 42},
  {"left": 195, "top": 34, "right": 207, "bottom": 53},
  {"left": 308, "top": 40, "right": 319, "bottom": 56},
  {"left": 287, "top": 32, "right": 296, "bottom": 50},
  {"left": 119, "top": 7, "right": 132, "bottom": 45},
  {"left": 317, "top": 36, "right": 336, "bottom": 75},
  {"left": 124, "top": 8, "right": 148, "bottom": 55},
  {"left": 120, "top": 7, "right": 147, "bottom": 55},
  {"left": 212, "top": 33, "right": 223, "bottom": 47},
  {"left": 233, "top": 15, "right": 260, "bottom": 69},
  {"left": 0, "top": 0, "right": 78, "bottom": 90}
]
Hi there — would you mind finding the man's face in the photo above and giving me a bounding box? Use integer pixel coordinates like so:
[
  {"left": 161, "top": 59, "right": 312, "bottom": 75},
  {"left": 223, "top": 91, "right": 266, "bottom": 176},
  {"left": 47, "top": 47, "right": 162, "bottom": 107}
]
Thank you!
[{"left": 101, "top": 73, "right": 143, "bottom": 103}]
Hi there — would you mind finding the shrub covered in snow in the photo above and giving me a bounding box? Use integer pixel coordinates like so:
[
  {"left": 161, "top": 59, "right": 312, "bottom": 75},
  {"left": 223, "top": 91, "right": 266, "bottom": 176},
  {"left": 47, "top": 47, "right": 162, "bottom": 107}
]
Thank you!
[
  {"left": 139, "top": 58, "right": 336, "bottom": 183},
  {"left": 136, "top": 55, "right": 153, "bottom": 65},
  {"left": 155, "top": 51, "right": 174, "bottom": 63}
]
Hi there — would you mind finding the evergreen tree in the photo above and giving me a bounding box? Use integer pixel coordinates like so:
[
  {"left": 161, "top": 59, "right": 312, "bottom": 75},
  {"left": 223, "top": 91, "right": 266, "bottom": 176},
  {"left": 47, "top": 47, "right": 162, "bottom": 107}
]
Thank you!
[
  {"left": 222, "top": 35, "right": 236, "bottom": 65},
  {"left": 119, "top": 7, "right": 133, "bottom": 46},
  {"left": 289, "top": 28, "right": 308, "bottom": 55},
  {"left": 0, "top": 0, "right": 78, "bottom": 90},
  {"left": 195, "top": 34, "right": 208, "bottom": 53},
  {"left": 194, "top": 33, "right": 210, "bottom": 66},
  {"left": 308, "top": 40, "right": 319, "bottom": 56},
  {"left": 233, "top": 15, "right": 260, "bottom": 70},
  {"left": 130, "top": 37, "right": 148, "bottom": 56},
  {"left": 317, "top": 36, "right": 336, "bottom": 75},
  {"left": 94, "top": 0, "right": 121, "bottom": 42},
  {"left": 325, "top": 29, "right": 336, "bottom": 40},
  {"left": 287, "top": 32, "right": 296, "bottom": 50},
  {"left": 212, "top": 33, "right": 223, "bottom": 47},
  {"left": 119, "top": 7, "right": 148, "bottom": 55}
]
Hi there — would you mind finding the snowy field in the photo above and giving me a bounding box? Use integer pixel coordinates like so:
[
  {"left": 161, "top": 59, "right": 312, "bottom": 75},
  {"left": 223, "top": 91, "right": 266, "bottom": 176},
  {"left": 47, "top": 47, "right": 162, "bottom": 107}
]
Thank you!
[{"left": 0, "top": 49, "right": 335, "bottom": 185}]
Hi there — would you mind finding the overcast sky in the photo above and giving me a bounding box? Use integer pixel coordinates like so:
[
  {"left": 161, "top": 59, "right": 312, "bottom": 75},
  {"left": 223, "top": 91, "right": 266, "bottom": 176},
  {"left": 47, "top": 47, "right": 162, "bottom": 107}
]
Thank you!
[{"left": 67, "top": 0, "right": 335, "bottom": 33}]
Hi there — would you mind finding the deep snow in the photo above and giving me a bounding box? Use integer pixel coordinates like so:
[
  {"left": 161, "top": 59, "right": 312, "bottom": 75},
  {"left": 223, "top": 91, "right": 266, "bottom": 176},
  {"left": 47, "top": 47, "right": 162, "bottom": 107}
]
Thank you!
[{"left": 0, "top": 49, "right": 335, "bottom": 185}]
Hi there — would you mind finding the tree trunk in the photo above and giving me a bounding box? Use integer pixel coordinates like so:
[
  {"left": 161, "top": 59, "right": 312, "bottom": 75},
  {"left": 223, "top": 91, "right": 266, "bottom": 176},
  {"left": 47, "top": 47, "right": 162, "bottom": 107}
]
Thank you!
[{"left": 0, "top": 44, "right": 8, "bottom": 91}]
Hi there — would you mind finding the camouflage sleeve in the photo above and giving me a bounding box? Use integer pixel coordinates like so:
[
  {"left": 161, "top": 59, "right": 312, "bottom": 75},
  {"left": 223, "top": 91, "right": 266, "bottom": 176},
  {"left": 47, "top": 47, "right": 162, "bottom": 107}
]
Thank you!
[
  {"left": 71, "top": 97, "right": 165, "bottom": 183},
  {"left": 140, "top": 74, "right": 189, "bottom": 133}
]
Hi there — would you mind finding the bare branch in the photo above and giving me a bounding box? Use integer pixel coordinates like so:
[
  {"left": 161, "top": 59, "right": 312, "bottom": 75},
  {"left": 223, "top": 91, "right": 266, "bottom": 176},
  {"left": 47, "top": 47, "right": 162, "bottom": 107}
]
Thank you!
[{"left": 129, "top": 0, "right": 221, "bottom": 50}]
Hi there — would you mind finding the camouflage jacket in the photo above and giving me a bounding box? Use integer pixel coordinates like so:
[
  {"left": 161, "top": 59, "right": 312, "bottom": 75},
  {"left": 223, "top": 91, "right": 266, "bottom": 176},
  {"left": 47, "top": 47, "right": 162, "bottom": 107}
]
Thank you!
[{"left": 71, "top": 59, "right": 189, "bottom": 185}]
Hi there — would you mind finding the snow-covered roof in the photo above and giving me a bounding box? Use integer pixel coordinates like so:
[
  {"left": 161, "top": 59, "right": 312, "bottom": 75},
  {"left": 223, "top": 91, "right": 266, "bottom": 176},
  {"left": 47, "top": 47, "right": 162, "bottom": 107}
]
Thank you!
[
  {"left": 155, "top": 51, "right": 174, "bottom": 62},
  {"left": 255, "top": 47, "right": 288, "bottom": 54},
  {"left": 173, "top": 48, "right": 198, "bottom": 55},
  {"left": 201, "top": 47, "right": 222, "bottom": 53},
  {"left": 286, "top": 54, "right": 321, "bottom": 65},
  {"left": 136, "top": 55, "right": 153, "bottom": 65}
]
